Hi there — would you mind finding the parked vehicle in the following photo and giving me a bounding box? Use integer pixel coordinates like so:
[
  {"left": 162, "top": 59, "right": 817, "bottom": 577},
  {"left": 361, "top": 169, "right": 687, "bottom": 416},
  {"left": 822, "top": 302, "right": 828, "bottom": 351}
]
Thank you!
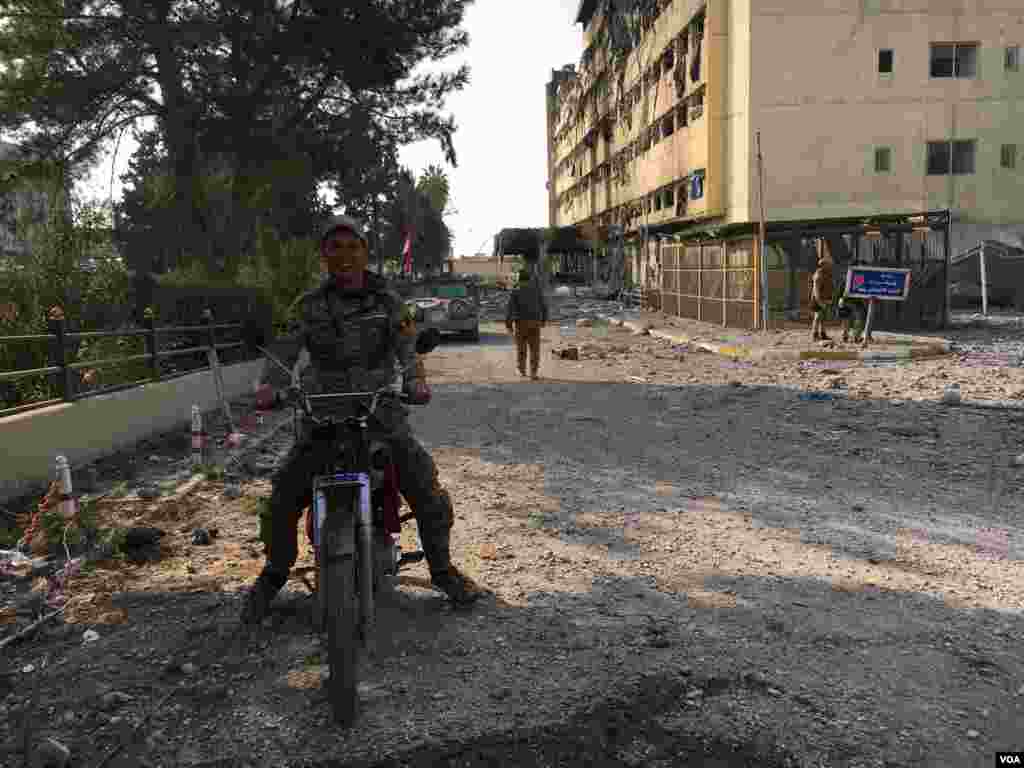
[{"left": 403, "top": 276, "right": 481, "bottom": 342}]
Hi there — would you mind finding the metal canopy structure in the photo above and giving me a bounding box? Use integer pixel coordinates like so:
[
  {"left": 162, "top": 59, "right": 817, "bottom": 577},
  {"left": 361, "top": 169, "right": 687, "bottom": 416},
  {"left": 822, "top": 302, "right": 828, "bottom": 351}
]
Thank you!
[{"left": 493, "top": 226, "right": 592, "bottom": 264}]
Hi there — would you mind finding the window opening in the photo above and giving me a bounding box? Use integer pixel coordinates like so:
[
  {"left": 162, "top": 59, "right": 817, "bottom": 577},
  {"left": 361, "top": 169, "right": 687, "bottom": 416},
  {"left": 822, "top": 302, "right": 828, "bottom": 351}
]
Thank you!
[
  {"left": 874, "top": 147, "right": 892, "bottom": 173},
  {"left": 878, "top": 49, "right": 894, "bottom": 74},
  {"left": 930, "top": 43, "right": 978, "bottom": 78},
  {"left": 1001, "top": 143, "right": 1017, "bottom": 169},
  {"left": 1006, "top": 45, "right": 1020, "bottom": 72},
  {"left": 926, "top": 141, "right": 951, "bottom": 175},
  {"left": 952, "top": 139, "right": 976, "bottom": 175}
]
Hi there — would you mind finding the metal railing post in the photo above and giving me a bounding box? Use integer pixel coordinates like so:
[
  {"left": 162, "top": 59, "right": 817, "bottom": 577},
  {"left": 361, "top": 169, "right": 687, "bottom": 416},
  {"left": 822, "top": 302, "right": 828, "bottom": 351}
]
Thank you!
[
  {"left": 47, "top": 306, "right": 73, "bottom": 401},
  {"left": 143, "top": 306, "right": 159, "bottom": 380}
]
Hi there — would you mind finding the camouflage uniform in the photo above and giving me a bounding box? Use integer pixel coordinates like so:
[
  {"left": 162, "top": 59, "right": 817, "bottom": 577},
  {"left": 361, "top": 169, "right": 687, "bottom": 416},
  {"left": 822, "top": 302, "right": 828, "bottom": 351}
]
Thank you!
[
  {"left": 809, "top": 259, "right": 834, "bottom": 341},
  {"left": 244, "top": 268, "right": 474, "bottom": 620},
  {"left": 506, "top": 271, "right": 549, "bottom": 378}
]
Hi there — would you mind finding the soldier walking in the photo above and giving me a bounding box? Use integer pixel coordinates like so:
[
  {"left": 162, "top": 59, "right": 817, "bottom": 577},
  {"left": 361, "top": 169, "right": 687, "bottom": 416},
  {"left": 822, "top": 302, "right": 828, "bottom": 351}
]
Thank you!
[{"left": 505, "top": 268, "right": 549, "bottom": 380}]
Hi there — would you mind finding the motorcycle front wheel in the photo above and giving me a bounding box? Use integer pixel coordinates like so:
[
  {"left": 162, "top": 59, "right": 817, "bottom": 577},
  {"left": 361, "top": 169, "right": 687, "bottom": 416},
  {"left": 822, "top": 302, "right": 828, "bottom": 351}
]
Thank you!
[{"left": 322, "top": 548, "right": 359, "bottom": 726}]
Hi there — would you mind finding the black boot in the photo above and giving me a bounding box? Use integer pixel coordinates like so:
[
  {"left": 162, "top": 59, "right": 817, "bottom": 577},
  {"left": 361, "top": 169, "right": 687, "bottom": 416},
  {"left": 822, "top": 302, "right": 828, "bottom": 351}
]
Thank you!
[
  {"left": 241, "top": 568, "right": 287, "bottom": 624},
  {"left": 421, "top": 529, "right": 480, "bottom": 606},
  {"left": 430, "top": 564, "right": 480, "bottom": 606}
]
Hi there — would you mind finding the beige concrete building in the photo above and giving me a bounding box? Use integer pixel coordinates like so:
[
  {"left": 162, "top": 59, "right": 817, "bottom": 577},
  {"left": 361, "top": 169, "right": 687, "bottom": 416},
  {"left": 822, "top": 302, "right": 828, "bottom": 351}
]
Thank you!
[
  {"left": 547, "top": 0, "right": 1024, "bottom": 327},
  {"left": 449, "top": 254, "right": 517, "bottom": 282}
]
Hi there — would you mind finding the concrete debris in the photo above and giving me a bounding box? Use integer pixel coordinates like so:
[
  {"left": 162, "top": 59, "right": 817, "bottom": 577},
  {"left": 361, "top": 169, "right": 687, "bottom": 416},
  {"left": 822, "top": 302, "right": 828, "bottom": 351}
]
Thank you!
[
  {"left": 191, "top": 528, "right": 212, "bottom": 546},
  {"left": 100, "top": 690, "right": 135, "bottom": 711},
  {"left": 82, "top": 629, "right": 100, "bottom": 643},
  {"left": 124, "top": 527, "right": 164, "bottom": 549},
  {"left": 553, "top": 347, "right": 580, "bottom": 361},
  {"left": 35, "top": 737, "right": 71, "bottom": 768},
  {"left": 137, "top": 484, "right": 161, "bottom": 500}
]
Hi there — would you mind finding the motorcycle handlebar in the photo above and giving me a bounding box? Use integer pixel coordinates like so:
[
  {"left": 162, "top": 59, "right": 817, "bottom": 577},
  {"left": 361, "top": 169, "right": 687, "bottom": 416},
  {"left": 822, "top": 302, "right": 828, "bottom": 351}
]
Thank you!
[{"left": 289, "top": 387, "right": 415, "bottom": 426}]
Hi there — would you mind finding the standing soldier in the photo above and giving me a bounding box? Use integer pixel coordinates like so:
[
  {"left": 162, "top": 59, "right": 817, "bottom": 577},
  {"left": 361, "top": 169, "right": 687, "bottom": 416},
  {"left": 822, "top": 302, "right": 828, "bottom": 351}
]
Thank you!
[
  {"left": 505, "top": 267, "right": 549, "bottom": 379},
  {"left": 809, "top": 240, "right": 834, "bottom": 342}
]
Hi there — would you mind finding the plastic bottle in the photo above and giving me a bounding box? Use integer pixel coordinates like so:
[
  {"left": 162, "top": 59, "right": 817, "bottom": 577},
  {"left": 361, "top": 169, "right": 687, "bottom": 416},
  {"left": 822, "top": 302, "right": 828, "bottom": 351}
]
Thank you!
[{"left": 55, "top": 455, "right": 75, "bottom": 518}]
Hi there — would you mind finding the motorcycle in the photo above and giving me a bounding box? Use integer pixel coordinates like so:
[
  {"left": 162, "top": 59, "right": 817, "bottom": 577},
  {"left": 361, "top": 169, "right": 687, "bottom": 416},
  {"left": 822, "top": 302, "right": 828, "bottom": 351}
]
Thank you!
[{"left": 260, "top": 330, "right": 439, "bottom": 727}]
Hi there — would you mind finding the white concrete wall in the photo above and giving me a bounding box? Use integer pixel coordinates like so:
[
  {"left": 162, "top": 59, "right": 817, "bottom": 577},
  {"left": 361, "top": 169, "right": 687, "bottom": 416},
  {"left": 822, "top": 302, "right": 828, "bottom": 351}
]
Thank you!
[{"left": 0, "top": 359, "right": 264, "bottom": 503}]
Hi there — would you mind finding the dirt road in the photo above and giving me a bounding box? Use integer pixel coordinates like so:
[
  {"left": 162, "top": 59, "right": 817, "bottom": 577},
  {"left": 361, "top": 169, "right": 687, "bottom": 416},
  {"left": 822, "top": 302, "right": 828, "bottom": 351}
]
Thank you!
[{"left": 2, "top": 318, "right": 1023, "bottom": 767}]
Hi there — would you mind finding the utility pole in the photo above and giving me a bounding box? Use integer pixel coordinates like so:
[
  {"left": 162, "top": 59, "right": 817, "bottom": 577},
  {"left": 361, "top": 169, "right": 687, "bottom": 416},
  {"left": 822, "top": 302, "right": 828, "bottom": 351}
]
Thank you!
[
  {"left": 756, "top": 132, "right": 768, "bottom": 330},
  {"left": 979, "top": 240, "right": 989, "bottom": 317}
]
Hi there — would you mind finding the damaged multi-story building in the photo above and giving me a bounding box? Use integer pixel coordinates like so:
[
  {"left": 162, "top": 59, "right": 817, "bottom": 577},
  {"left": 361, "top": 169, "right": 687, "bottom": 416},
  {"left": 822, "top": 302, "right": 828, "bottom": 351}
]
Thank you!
[{"left": 546, "top": 0, "right": 1024, "bottom": 329}]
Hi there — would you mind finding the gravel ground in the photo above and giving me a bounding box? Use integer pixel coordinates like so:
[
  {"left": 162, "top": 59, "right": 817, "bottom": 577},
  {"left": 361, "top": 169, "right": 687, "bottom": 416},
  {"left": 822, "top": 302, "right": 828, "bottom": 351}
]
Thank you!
[{"left": 3, "top": 311, "right": 1024, "bottom": 768}]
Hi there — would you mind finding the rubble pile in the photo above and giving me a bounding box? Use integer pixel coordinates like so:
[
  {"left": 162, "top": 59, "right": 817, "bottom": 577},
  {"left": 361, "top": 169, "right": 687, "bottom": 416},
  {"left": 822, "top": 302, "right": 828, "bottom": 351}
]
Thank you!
[{"left": 478, "top": 293, "right": 635, "bottom": 325}]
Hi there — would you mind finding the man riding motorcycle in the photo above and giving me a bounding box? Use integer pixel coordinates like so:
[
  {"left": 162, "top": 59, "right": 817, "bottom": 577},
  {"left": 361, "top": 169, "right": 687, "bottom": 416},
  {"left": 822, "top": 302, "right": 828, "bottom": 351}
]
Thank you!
[{"left": 242, "top": 214, "right": 478, "bottom": 623}]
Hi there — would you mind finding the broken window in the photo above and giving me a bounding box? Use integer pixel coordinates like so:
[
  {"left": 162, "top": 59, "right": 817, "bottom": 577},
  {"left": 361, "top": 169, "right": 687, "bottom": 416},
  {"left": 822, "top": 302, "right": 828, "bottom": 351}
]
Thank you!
[
  {"left": 690, "top": 170, "right": 705, "bottom": 200},
  {"left": 874, "top": 146, "right": 892, "bottom": 173},
  {"left": 878, "top": 49, "right": 894, "bottom": 74},
  {"left": 675, "top": 182, "right": 688, "bottom": 216},
  {"left": 690, "top": 90, "right": 704, "bottom": 121},
  {"left": 1002, "top": 143, "right": 1017, "bottom": 169},
  {"left": 1006, "top": 45, "right": 1020, "bottom": 72},
  {"left": 930, "top": 43, "right": 978, "bottom": 78},
  {"left": 926, "top": 142, "right": 950, "bottom": 175}
]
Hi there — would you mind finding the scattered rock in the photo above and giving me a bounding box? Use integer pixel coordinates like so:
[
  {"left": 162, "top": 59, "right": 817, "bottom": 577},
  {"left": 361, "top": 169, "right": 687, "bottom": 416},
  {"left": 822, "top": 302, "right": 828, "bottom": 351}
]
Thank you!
[
  {"left": 82, "top": 629, "right": 100, "bottom": 643},
  {"left": 191, "top": 529, "right": 212, "bottom": 546},
  {"left": 124, "top": 527, "right": 164, "bottom": 549},
  {"left": 553, "top": 347, "right": 579, "bottom": 361},
  {"left": 181, "top": 662, "right": 197, "bottom": 675},
  {"left": 100, "top": 691, "right": 134, "bottom": 711},
  {"left": 966, "top": 729, "right": 980, "bottom": 739},
  {"left": 35, "top": 737, "right": 71, "bottom": 768},
  {"left": 137, "top": 484, "right": 161, "bottom": 500},
  {"left": 576, "top": 318, "right": 594, "bottom": 327}
]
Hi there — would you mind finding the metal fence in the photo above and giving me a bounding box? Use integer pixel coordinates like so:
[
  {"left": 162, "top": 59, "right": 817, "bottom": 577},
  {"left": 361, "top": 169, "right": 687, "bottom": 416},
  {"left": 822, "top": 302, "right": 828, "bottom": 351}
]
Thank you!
[
  {"left": 659, "top": 239, "right": 757, "bottom": 327},
  {"left": 0, "top": 307, "right": 251, "bottom": 419}
]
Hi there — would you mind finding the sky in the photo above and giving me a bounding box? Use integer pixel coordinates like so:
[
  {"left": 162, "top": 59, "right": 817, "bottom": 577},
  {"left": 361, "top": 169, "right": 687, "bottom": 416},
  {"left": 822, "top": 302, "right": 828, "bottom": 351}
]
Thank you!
[{"left": 76, "top": 0, "right": 586, "bottom": 259}]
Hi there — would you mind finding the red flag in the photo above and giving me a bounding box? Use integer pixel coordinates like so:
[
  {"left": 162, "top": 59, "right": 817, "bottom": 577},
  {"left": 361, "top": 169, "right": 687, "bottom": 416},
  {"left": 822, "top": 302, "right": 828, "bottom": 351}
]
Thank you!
[{"left": 402, "top": 231, "right": 413, "bottom": 275}]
